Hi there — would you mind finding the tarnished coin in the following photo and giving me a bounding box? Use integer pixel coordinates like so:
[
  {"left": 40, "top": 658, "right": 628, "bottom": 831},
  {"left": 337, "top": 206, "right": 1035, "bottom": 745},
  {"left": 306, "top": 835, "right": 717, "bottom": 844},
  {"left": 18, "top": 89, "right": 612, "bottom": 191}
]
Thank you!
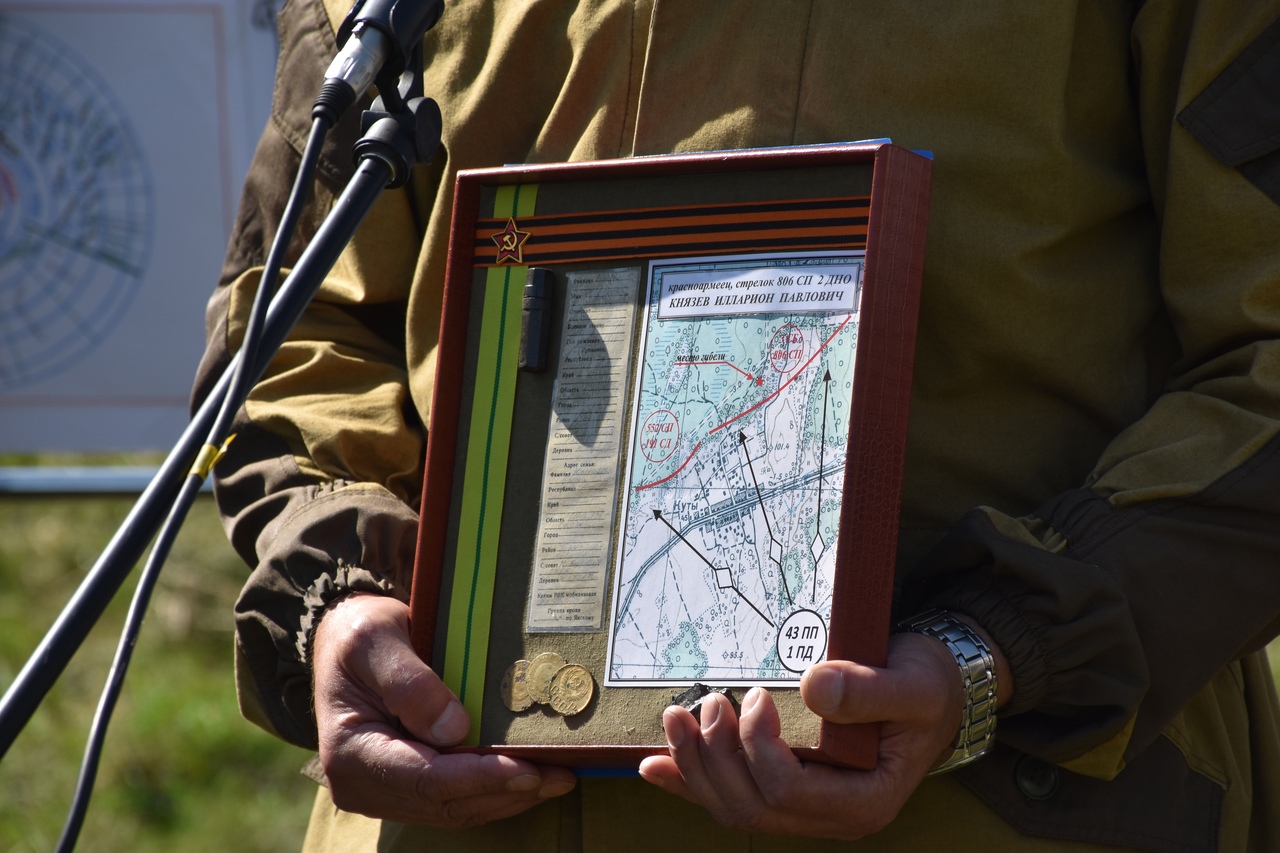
[
  {"left": 525, "top": 652, "right": 567, "bottom": 705},
  {"left": 548, "top": 664, "right": 595, "bottom": 716},
  {"left": 500, "top": 659, "right": 532, "bottom": 712}
]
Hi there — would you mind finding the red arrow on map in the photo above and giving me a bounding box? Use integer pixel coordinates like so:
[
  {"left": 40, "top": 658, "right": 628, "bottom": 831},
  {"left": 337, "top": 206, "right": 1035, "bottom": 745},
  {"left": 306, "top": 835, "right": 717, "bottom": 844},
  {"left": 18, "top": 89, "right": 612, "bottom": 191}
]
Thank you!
[{"left": 674, "top": 359, "right": 760, "bottom": 384}]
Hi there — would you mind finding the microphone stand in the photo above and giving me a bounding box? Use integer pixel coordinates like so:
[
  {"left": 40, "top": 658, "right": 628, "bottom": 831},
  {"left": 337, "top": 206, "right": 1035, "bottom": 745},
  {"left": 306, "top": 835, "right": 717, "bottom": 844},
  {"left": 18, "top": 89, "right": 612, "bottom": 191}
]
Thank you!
[{"left": 0, "top": 82, "right": 442, "bottom": 761}]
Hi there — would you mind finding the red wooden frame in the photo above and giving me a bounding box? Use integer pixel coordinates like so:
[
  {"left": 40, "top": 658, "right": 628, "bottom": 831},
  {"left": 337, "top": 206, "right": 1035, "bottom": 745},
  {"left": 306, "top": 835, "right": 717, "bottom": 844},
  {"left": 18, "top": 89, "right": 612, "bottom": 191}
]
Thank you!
[{"left": 410, "top": 142, "right": 931, "bottom": 769}]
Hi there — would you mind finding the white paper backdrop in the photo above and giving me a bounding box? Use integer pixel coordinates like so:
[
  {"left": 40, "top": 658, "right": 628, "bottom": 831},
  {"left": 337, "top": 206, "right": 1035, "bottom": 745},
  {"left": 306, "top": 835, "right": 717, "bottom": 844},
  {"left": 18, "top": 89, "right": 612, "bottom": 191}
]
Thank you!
[{"left": 0, "top": 0, "right": 280, "bottom": 452}]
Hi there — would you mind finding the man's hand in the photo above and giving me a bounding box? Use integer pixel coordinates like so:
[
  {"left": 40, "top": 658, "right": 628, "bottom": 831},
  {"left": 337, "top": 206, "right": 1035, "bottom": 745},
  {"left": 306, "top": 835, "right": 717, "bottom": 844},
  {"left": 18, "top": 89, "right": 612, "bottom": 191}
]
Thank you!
[
  {"left": 638, "top": 629, "right": 997, "bottom": 840},
  {"left": 312, "top": 593, "right": 576, "bottom": 828}
]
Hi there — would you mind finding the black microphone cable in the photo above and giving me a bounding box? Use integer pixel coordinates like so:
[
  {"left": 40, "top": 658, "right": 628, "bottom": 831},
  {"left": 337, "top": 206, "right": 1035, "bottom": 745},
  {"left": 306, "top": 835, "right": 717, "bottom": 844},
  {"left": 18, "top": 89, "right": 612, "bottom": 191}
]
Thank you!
[
  {"left": 42, "top": 3, "right": 446, "bottom": 845},
  {"left": 54, "top": 112, "right": 333, "bottom": 853}
]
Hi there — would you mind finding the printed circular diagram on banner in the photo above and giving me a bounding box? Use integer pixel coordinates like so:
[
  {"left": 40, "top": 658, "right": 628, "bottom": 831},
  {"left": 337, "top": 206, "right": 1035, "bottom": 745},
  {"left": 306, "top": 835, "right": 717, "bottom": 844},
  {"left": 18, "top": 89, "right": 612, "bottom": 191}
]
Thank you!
[
  {"left": 606, "top": 252, "right": 863, "bottom": 686},
  {"left": 0, "top": 16, "right": 154, "bottom": 389}
]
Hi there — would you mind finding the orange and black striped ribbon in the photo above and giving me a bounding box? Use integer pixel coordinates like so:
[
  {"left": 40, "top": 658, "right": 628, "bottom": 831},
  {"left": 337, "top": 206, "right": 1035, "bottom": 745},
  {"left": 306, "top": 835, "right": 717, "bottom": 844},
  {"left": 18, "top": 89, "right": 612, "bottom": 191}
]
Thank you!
[{"left": 475, "top": 196, "right": 870, "bottom": 266}]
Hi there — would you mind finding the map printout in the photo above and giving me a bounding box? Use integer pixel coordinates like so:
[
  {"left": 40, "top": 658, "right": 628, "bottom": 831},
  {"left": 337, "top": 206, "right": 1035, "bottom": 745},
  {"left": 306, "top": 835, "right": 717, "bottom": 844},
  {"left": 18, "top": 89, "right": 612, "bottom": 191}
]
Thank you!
[{"left": 606, "top": 252, "right": 863, "bottom": 686}]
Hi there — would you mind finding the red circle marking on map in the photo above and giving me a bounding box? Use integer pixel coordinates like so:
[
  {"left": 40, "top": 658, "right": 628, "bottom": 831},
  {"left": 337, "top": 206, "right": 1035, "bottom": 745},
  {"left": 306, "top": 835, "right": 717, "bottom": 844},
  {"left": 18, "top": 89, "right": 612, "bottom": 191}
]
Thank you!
[
  {"left": 640, "top": 409, "right": 681, "bottom": 463},
  {"left": 769, "top": 324, "right": 805, "bottom": 373}
]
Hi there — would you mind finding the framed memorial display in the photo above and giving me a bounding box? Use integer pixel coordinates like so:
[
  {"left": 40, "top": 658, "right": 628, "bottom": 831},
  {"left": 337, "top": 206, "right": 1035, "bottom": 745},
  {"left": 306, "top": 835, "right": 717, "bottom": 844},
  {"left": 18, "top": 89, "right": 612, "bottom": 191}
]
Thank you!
[{"left": 410, "top": 142, "right": 932, "bottom": 770}]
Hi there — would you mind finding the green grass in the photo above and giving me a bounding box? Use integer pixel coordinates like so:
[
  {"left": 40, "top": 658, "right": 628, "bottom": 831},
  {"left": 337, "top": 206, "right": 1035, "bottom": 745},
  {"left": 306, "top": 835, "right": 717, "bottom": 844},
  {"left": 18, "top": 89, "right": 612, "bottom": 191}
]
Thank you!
[{"left": 0, "top": 486, "right": 314, "bottom": 852}]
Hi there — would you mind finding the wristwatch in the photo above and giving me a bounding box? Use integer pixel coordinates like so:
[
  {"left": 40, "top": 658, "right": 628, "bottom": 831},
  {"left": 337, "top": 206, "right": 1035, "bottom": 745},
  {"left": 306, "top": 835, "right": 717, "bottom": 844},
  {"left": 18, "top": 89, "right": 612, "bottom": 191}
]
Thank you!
[{"left": 898, "top": 609, "right": 997, "bottom": 774}]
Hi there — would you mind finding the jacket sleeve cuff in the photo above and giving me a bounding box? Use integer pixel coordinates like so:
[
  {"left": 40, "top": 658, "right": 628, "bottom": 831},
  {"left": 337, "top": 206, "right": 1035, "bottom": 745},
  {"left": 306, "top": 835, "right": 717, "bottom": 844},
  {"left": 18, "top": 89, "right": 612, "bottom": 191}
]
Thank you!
[
  {"left": 296, "top": 562, "right": 406, "bottom": 669},
  {"left": 925, "top": 581, "right": 1050, "bottom": 718},
  {"left": 904, "top": 506, "right": 1148, "bottom": 765},
  {"left": 233, "top": 485, "right": 418, "bottom": 749}
]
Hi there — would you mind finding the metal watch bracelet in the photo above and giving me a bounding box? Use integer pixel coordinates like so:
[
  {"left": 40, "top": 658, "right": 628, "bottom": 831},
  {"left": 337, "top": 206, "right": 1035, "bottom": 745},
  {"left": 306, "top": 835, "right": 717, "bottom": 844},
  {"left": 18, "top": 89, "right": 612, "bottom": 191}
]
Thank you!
[{"left": 897, "top": 609, "right": 997, "bottom": 774}]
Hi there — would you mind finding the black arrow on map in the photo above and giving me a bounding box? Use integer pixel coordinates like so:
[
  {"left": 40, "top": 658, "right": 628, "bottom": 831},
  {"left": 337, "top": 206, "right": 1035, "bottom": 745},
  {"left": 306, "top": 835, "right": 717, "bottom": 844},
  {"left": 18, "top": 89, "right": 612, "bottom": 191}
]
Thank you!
[
  {"left": 814, "top": 369, "right": 831, "bottom": 600},
  {"left": 738, "top": 432, "right": 791, "bottom": 607},
  {"left": 652, "top": 509, "right": 774, "bottom": 628}
]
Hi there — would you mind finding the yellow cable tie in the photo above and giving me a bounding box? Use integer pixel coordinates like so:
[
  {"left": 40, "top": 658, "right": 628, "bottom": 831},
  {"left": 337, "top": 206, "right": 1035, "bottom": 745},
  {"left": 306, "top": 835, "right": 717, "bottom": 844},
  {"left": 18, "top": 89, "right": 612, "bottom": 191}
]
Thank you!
[{"left": 190, "top": 434, "right": 237, "bottom": 480}]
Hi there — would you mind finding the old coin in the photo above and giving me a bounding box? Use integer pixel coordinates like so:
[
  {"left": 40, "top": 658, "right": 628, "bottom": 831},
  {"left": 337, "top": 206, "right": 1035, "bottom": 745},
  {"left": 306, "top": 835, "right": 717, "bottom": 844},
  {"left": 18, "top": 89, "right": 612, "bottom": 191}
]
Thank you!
[
  {"left": 525, "top": 651, "right": 567, "bottom": 704},
  {"left": 548, "top": 664, "right": 595, "bottom": 716},
  {"left": 500, "top": 659, "right": 532, "bottom": 712}
]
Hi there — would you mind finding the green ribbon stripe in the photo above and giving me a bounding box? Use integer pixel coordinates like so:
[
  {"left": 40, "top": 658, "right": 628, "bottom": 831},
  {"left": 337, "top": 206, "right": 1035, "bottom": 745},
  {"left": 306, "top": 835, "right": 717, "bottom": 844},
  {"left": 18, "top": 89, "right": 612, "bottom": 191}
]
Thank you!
[{"left": 443, "top": 183, "right": 538, "bottom": 741}]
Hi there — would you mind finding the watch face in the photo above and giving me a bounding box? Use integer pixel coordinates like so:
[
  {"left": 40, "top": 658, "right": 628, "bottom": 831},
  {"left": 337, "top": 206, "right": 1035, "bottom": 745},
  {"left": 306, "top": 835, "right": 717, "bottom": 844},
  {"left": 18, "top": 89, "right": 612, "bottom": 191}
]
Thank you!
[{"left": 0, "top": 15, "right": 154, "bottom": 390}]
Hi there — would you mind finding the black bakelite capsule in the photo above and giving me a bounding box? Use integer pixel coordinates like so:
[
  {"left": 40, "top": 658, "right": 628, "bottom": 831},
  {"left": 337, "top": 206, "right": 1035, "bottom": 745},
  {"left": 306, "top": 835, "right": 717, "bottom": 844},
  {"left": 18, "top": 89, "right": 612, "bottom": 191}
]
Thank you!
[{"left": 520, "top": 267, "right": 554, "bottom": 373}]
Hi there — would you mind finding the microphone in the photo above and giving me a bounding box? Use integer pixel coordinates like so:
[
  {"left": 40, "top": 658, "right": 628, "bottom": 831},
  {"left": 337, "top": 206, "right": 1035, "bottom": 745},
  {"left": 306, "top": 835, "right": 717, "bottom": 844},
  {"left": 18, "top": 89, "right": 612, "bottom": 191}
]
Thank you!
[
  {"left": 324, "top": 21, "right": 391, "bottom": 104},
  {"left": 315, "top": 0, "right": 445, "bottom": 123}
]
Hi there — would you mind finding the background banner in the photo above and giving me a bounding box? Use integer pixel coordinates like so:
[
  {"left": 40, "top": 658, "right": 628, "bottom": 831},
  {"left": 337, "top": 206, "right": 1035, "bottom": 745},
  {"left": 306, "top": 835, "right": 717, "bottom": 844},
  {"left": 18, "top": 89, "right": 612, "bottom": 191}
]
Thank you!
[{"left": 0, "top": 0, "right": 278, "bottom": 452}]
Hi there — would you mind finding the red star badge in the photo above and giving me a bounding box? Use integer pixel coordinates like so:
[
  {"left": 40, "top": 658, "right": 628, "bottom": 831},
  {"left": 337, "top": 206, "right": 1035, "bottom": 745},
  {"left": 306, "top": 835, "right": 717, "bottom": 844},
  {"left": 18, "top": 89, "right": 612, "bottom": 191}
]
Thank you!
[{"left": 492, "top": 217, "right": 531, "bottom": 265}]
